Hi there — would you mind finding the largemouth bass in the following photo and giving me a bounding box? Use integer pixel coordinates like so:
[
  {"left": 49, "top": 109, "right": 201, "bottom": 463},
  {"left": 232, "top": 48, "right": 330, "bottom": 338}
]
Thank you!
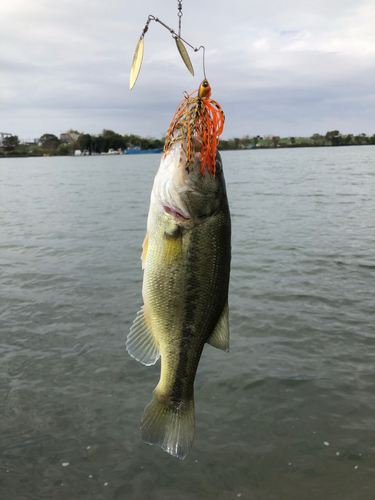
[{"left": 126, "top": 82, "right": 231, "bottom": 460}]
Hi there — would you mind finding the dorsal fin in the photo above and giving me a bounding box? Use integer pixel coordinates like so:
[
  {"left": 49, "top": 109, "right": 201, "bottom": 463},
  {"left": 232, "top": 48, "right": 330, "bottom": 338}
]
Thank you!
[{"left": 207, "top": 302, "right": 229, "bottom": 352}]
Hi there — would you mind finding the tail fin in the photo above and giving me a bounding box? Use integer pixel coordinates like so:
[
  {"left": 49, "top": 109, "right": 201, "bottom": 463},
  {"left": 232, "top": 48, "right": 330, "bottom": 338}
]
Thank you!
[{"left": 140, "top": 394, "right": 195, "bottom": 460}]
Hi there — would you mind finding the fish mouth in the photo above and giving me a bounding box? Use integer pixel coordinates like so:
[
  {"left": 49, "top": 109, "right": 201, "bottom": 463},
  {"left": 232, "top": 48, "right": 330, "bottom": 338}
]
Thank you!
[{"left": 164, "top": 205, "right": 190, "bottom": 222}]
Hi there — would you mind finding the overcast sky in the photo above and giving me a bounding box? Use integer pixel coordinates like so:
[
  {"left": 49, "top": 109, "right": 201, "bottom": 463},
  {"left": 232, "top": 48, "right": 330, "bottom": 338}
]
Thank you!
[{"left": 1, "top": 0, "right": 375, "bottom": 140}]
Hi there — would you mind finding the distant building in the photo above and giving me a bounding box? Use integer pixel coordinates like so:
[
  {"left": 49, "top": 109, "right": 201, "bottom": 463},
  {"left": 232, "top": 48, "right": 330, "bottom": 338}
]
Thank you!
[
  {"left": 0, "top": 132, "right": 12, "bottom": 147},
  {"left": 60, "top": 132, "right": 80, "bottom": 144},
  {"left": 23, "top": 138, "right": 41, "bottom": 146}
]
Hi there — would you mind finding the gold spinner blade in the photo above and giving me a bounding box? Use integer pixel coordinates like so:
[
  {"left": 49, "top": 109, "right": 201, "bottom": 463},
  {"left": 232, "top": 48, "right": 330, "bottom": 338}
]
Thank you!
[
  {"left": 129, "top": 37, "right": 144, "bottom": 90},
  {"left": 175, "top": 37, "right": 194, "bottom": 76}
]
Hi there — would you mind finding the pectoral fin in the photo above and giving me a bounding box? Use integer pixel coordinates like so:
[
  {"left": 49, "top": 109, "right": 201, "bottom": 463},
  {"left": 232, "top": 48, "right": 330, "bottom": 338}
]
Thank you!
[
  {"left": 164, "top": 226, "right": 182, "bottom": 263},
  {"left": 126, "top": 306, "right": 160, "bottom": 366},
  {"left": 141, "top": 232, "right": 149, "bottom": 270},
  {"left": 207, "top": 302, "right": 229, "bottom": 352}
]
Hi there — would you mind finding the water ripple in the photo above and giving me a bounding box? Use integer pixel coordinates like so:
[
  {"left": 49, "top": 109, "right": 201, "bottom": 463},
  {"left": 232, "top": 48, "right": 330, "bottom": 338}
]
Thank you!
[{"left": 1, "top": 148, "right": 375, "bottom": 498}]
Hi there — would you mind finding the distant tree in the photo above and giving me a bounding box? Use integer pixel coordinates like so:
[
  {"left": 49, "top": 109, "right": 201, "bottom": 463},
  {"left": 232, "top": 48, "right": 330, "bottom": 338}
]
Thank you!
[
  {"left": 239, "top": 135, "right": 250, "bottom": 148},
  {"left": 353, "top": 134, "right": 368, "bottom": 145},
  {"left": 124, "top": 134, "right": 141, "bottom": 148},
  {"left": 217, "top": 139, "right": 238, "bottom": 150},
  {"left": 97, "top": 130, "right": 125, "bottom": 151},
  {"left": 325, "top": 130, "right": 342, "bottom": 146},
  {"left": 123, "top": 134, "right": 164, "bottom": 151},
  {"left": 217, "top": 140, "right": 231, "bottom": 150},
  {"left": 289, "top": 137, "right": 296, "bottom": 145},
  {"left": 92, "top": 133, "right": 103, "bottom": 153},
  {"left": 310, "top": 133, "right": 325, "bottom": 146},
  {"left": 342, "top": 134, "right": 353, "bottom": 145},
  {"left": 271, "top": 136, "right": 280, "bottom": 147},
  {"left": 359, "top": 133, "right": 368, "bottom": 144},
  {"left": 141, "top": 136, "right": 164, "bottom": 150},
  {"left": 3, "top": 135, "right": 19, "bottom": 150},
  {"left": 76, "top": 134, "right": 92, "bottom": 152},
  {"left": 251, "top": 136, "right": 259, "bottom": 148},
  {"left": 39, "top": 133, "right": 60, "bottom": 152},
  {"left": 40, "top": 133, "right": 58, "bottom": 144},
  {"left": 57, "top": 144, "right": 72, "bottom": 156}
]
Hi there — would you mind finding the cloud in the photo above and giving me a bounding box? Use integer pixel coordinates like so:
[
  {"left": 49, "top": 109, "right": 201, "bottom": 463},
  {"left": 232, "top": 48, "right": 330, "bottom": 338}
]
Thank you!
[{"left": 1, "top": 0, "right": 375, "bottom": 139}]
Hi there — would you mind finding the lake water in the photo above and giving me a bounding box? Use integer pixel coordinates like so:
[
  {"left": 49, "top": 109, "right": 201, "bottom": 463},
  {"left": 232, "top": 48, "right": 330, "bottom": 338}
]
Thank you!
[{"left": 1, "top": 146, "right": 375, "bottom": 500}]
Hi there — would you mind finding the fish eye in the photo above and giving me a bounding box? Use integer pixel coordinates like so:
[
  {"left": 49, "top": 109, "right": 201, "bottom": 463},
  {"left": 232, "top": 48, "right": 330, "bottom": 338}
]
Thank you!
[{"left": 203, "top": 81, "right": 208, "bottom": 87}]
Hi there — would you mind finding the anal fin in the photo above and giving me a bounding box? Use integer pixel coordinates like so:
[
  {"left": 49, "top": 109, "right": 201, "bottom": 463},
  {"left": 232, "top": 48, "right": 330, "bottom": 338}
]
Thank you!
[
  {"left": 207, "top": 302, "right": 230, "bottom": 352},
  {"left": 126, "top": 306, "right": 160, "bottom": 366}
]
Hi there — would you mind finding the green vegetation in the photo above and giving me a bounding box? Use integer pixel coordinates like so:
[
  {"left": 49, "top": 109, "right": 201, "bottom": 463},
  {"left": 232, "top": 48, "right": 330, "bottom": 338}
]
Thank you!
[
  {"left": 2, "top": 135, "right": 20, "bottom": 150},
  {"left": 68, "top": 129, "right": 164, "bottom": 155},
  {"left": 1, "top": 129, "right": 375, "bottom": 157},
  {"left": 217, "top": 132, "right": 375, "bottom": 150},
  {"left": 39, "top": 133, "right": 60, "bottom": 152},
  {"left": 0, "top": 129, "right": 165, "bottom": 157}
]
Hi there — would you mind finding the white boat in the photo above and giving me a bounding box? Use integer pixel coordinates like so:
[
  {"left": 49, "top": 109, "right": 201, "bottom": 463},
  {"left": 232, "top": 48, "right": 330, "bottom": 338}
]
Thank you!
[{"left": 101, "top": 149, "right": 121, "bottom": 155}]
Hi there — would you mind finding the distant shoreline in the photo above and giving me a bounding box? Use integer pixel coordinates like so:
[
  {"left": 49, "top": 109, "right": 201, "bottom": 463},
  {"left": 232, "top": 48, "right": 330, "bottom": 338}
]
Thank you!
[{"left": 1, "top": 143, "right": 374, "bottom": 158}]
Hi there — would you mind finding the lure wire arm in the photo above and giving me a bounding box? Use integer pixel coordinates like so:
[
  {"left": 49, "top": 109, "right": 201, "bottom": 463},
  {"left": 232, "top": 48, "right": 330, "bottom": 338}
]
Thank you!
[
  {"left": 129, "top": 3, "right": 207, "bottom": 89},
  {"left": 195, "top": 46, "right": 206, "bottom": 80}
]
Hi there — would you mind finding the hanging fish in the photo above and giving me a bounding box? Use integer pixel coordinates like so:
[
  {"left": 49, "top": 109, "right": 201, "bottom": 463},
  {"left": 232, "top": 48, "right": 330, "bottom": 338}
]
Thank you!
[{"left": 126, "top": 81, "right": 231, "bottom": 460}]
